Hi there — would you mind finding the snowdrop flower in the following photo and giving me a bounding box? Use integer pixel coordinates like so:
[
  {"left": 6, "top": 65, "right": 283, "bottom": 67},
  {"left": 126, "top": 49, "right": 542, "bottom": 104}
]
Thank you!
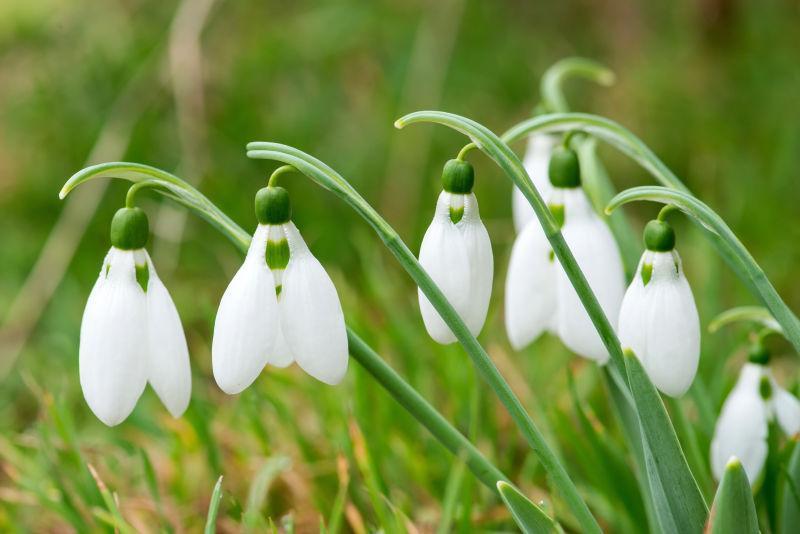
[
  {"left": 512, "top": 134, "right": 557, "bottom": 233},
  {"left": 80, "top": 207, "right": 191, "bottom": 426},
  {"left": 212, "top": 182, "right": 348, "bottom": 393},
  {"left": 617, "top": 219, "right": 700, "bottom": 397},
  {"left": 505, "top": 145, "right": 625, "bottom": 363},
  {"left": 710, "top": 346, "right": 800, "bottom": 484},
  {"left": 418, "top": 158, "right": 493, "bottom": 344}
]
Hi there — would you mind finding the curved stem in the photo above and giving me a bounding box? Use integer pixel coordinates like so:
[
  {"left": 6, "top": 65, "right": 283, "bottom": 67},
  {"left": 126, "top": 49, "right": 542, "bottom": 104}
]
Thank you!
[
  {"left": 607, "top": 186, "right": 800, "bottom": 354},
  {"left": 456, "top": 142, "right": 476, "bottom": 161},
  {"left": 268, "top": 165, "right": 296, "bottom": 187},
  {"left": 125, "top": 180, "right": 169, "bottom": 208},
  {"left": 540, "top": 57, "right": 615, "bottom": 113},
  {"left": 244, "top": 142, "right": 601, "bottom": 534},
  {"left": 59, "top": 162, "right": 511, "bottom": 495},
  {"left": 708, "top": 306, "right": 783, "bottom": 336}
]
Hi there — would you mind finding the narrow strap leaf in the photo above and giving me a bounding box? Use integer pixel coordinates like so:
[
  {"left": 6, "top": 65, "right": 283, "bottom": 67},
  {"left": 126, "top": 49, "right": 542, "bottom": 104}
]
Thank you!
[
  {"left": 780, "top": 438, "right": 800, "bottom": 533},
  {"left": 497, "top": 481, "right": 560, "bottom": 534},
  {"left": 707, "top": 458, "right": 759, "bottom": 534},
  {"left": 624, "top": 352, "right": 708, "bottom": 532}
]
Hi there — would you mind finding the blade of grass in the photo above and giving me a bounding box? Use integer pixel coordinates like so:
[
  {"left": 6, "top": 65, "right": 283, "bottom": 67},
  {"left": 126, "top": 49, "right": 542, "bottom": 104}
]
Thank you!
[
  {"left": 243, "top": 456, "right": 291, "bottom": 532},
  {"left": 204, "top": 476, "right": 224, "bottom": 534}
]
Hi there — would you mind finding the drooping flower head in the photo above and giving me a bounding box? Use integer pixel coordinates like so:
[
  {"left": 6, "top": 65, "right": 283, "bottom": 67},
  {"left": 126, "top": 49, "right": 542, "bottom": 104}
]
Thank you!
[
  {"left": 711, "top": 344, "right": 800, "bottom": 484},
  {"left": 80, "top": 206, "right": 191, "bottom": 426},
  {"left": 418, "top": 157, "right": 493, "bottom": 344},
  {"left": 212, "top": 176, "right": 348, "bottom": 393},
  {"left": 505, "top": 143, "right": 625, "bottom": 362},
  {"left": 618, "top": 218, "right": 700, "bottom": 397}
]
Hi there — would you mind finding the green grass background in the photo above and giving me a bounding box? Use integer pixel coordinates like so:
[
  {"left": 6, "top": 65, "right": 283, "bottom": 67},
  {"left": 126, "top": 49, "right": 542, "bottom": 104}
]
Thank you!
[{"left": 1, "top": 0, "right": 799, "bottom": 531}]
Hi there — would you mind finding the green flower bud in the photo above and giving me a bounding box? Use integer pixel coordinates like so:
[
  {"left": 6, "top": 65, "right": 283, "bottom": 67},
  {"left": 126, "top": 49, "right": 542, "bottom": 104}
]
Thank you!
[
  {"left": 548, "top": 146, "right": 581, "bottom": 188},
  {"left": 441, "top": 159, "right": 474, "bottom": 194},
  {"left": 748, "top": 343, "right": 770, "bottom": 365},
  {"left": 110, "top": 207, "right": 149, "bottom": 250},
  {"left": 644, "top": 219, "right": 676, "bottom": 252},
  {"left": 255, "top": 186, "right": 291, "bottom": 225}
]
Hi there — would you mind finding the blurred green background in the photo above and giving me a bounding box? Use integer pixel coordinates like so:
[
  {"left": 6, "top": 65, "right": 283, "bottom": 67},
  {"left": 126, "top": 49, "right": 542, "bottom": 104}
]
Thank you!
[{"left": 1, "top": 0, "right": 799, "bottom": 531}]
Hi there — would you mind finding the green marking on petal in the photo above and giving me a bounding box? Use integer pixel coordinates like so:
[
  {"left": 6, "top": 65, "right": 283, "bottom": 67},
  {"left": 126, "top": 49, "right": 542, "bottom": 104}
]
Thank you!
[
  {"left": 266, "top": 238, "right": 290, "bottom": 270},
  {"left": 275, "top": 284, "right": 282, "bottom": 297},
  {"left": 135, "top": 262, "right": 149, "bottom": 292},
  {"left": 759, "top": 375, "right": 772, "bottom": 401},
  {"left": 548, "top": 249, "right": 555, "bottom": 262},
  {"left": 548, "top": 203, "right": 565, "bottom": 229},
  {"left": 449, "top": 206, "right": 464, "bottom": 224},
  {"left": 104, "top": 263, "right": 110, "bottom": 278},
  {"left": 641, "top": 262, "right": 653, "bottom": 286}
]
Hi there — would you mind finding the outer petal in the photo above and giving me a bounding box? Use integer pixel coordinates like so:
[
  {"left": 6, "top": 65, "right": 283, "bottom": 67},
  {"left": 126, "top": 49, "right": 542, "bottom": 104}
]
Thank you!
[
  {"left": 711, "top": 385, "right": 768, "bottom": 483},
  {"left": 555, "top": 190, "right": 625, "bottom": 363},
  {"left": 143, "top": 251, "right": 191, "bottom": 417},
  {"left": 618, "top": 253, "right": 649, "bottom": 360},
  {"left": 513, "top": 134, "right": 556, "bottom": 233},
  {"left": 79, "top": 248, "right": 148, "bottom": 426},
  {"left": 504, "top": 219, "right": 556, "bottom": 349},
  {"left": 212, "top": 225, "right": 279, "bottom": 394},
  {"left": 771, "top": 380, "right": 800, "bottom": 436},
  {"left": 638, "top": 251, "right": 700, "bottom": 397},
  {"left": 280, "top": 223, "right": 348, "bottom": 385},
  {"left": 418, "top": 192, "right": 471, "bottom": 344},
  {"left": 459, "top": 193, "right": 493, "bottom": 336}
]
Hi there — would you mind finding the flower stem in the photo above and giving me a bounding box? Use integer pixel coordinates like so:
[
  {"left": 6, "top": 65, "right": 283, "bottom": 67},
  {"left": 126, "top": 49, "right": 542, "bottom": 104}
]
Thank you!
[
  {"left": 267, "top": 165, "right": 296, "bottom": 187},
  {"left": 60, "top": 161, "right": 513, "bottom": 495},
  {"left": 244, "top": 142, "right": 601, "bottom": 534},
  {"left": 456, "top": 142, "right": 476, "bottom": 161}
]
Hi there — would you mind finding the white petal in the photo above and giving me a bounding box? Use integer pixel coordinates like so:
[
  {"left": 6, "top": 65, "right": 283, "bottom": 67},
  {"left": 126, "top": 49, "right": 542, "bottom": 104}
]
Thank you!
[
  {"left": 417, "top": 192, "right": 471, "bottom": 344},
  {"left": 143, "top": 251, "right": 191, "bottom": 417},
  {"left": 504, "top": 219, "right": 556, "bottom": 349},
  {"left": 280, "top": 223, "right": 348, "bottom": 385},
  {"left": 458, "top": 193, "right": 493, "bottom": 336},
  {"left": 637, "top": 251, "right": 700, "bottom": 397},
  {"left": 513, "top": 134, "right": 556, "bottom": 233},
  {"left": 771, "top": 381, "right": 800, "bottom": 436},
  {"left": 711, "top": 385, "right": 768, "bottom": 483},
  {"left": 79, "top": 248, "right": 148, "bottom": 426},
  {"left": 618, "top": 253, "right": 649, "bottom": 360},
  {"left": 555, "top": 189, "right": 625, "bottom": 363},
  {"left": 212, "top": 225, "right": 279, "bottom": 394},
  {"left": 269, "top": 319, "right": 294, "bottom": 368}
]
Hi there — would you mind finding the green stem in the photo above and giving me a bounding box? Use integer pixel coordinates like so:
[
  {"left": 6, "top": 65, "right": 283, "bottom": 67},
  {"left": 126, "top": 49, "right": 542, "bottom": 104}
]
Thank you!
[
  {"left": 243, "top": 143, "right": 601, "bottom": 533},
  {"left": 268, "top": 165, "right": 296, "bottom": 187},
  {"left": 60, "top": 162, "right": 511, "bottom": 495},
  {"left": 540, "top": 57, "right": 616, "bottom": 114},
  {"left": 607, "top": 186, "right": 800, "bottom": 355},
  {"left": 456, "top": 142, "right": 476, "bottom": 161}
]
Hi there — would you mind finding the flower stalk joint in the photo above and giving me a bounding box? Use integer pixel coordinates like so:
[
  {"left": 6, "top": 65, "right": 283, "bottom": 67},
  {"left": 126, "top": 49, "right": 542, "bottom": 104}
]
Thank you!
[
  {"left": 644, "top": 219, "right": 675, "bottom": 252},
  {"left": 548, "top": 146, "right": 581, "bottom": 188},
  {"left": 110, "top": 207, "right": 149, "bottom": 250}
]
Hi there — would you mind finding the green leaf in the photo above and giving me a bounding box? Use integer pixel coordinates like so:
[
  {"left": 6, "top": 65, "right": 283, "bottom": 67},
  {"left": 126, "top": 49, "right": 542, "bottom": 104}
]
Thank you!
[
  {"left": 707, "top": 458, "right": 759, "bottom": 534},
  {"left": 204, "top": 476, "right": 224, "bottom": 534},
  {"left": 623, "top": 351, "right": 708, "bottom": 533},
  {"left": 497, "top": 481, "right": 559, "bottom": 534},
  {"left": 780, "top": 438, "right": 800, "bottom": 534}
]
